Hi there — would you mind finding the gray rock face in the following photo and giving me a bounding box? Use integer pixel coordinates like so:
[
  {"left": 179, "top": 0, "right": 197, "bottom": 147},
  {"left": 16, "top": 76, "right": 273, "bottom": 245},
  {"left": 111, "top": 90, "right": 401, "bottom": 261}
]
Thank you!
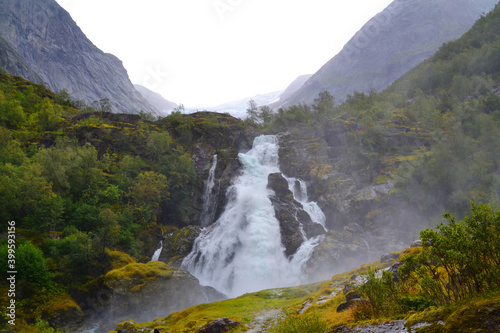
[
  {"left": 0, "top": 0, "right": 159, "bottom": 115},
  {"left": 102, "top": 266, "right": 225, "bottom": 327},
  {"left": 196, "top": 318, "right": 240, "bottom": 333},
  {"left": 274, "top": 74, "right": 312, "bottom": 105},
  {"left": 279, "top": 0, "right": 498, "bottom": 107},
  {"left": 158, "top": 226, "right": 202, "bottom": 267},
  {"left": 267, "top": 172, "right": 325, "bottom": 257},
  {"left": 134, "top": 84, "right": 177, "bottom": 113}
]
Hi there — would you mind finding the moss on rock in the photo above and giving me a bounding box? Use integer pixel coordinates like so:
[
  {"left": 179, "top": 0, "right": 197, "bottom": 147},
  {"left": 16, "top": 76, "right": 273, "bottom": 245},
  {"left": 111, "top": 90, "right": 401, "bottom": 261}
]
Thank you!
[{"left": 104, "top": 261, "right": 173, "bottom": 294}]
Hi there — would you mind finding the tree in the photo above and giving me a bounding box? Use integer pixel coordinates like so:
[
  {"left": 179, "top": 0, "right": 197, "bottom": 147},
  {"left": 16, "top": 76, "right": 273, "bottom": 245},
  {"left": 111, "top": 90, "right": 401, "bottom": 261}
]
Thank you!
[
  {"left": 258, "top": 105, "right": 273, "bottom": 124},
  {"left": 17, "top": 241, "right": 50, "bottom": 285},
  {"left": 246, "top": 99, "right": 259, "bottom": 122},
  {"left": 146, "top": 131, "right": 173, "bottom": 161},
  {"left": 30, "top": 98, "right": 63, "bottom": 131},
  {"left": 312, "top": 91, "right": 335, "bottom": 119},
  {"left": 129, "top": 171, "right": 169, "bottom": 215},
  {"left": 94, "top": 208, "right": 121, "bottom": 256}
]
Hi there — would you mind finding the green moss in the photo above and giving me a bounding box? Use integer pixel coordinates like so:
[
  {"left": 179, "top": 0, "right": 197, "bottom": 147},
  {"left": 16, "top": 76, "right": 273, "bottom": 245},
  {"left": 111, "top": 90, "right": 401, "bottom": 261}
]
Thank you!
[
  {"left": 105, "top": 261, "right": 173, "bottom": 293},
  {"left": 38, "top": 292, "right": 83, "bottom": 320},
  {"left": 105, "top": 248, "right": 136, "bottom": 270}
]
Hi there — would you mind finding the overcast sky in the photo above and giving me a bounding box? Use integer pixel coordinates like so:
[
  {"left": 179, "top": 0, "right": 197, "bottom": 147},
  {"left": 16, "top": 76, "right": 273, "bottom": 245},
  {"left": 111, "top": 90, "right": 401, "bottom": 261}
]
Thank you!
[{"left": 55, "top": 0, "right": 394, "bottom": 107}]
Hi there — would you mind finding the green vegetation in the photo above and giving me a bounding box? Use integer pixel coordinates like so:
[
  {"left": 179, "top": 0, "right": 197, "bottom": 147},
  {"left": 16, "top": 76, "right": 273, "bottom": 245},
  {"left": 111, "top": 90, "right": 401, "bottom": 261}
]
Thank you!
[
  {"left": 348, "top": 203, "right": 500, "bottom": 322},
  {"left": 0, "top": 74, "right": 215, "bottom": 330},
  {"left": 1, "top": 2, "right": 500, "bottom": 332},
  {"left": 271, "top": 311, "right": 328, "bottom": 333}
]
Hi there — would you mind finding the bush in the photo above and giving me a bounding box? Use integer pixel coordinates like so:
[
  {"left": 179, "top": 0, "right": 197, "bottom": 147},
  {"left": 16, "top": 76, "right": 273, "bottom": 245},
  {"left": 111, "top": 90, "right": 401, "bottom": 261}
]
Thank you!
[
  {"left": 17, "top": 241, "right": 50, "bottom": 285},
  {"left": 402, "top": 203, "right": 500, "bottom": 304}
]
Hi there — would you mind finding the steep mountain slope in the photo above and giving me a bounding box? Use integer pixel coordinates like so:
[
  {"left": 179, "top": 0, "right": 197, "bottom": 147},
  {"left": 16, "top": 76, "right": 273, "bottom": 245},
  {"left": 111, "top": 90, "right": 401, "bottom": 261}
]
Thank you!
[
  {"left": 272, "top": 74, "right": 312, "bottom": 105},
  {"left": 0, "top": 0, "right": 159, "bottom": 115},
  {"left": 267, "top": 0, "right": 500, "bottom": 280},
  {"left": 279, "top": 0, "right": 498, "bottom": 108},
  {"left": 134, "top": 84, "right": 178, "bottom": 113}
]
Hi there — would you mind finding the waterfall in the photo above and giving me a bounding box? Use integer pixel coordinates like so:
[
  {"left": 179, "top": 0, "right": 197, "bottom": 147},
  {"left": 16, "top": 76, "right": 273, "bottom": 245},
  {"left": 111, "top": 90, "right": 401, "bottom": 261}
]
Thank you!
[
  {"left": 151, "top": 240, "right": 163, "bottom": 261},
  {"left": 182, "top": 135, "right": 323, "bottom": 297},
  {"left": 361, "top": 237, "right": 372, "bottom": 262},
  {"left": 200, "top": 154, "right": 219, "bottom": 226},
  {"left": 286, "top": 178, "right": 327, "bottom": 230}
]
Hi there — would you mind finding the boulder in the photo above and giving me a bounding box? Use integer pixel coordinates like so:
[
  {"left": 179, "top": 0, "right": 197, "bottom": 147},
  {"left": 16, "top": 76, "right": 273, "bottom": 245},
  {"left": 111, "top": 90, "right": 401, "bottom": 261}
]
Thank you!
[
  {"left": 411, "top": 240, "right": 423, "bottom": 247},
  {"left": 336, "top": 299, "right": 370, "bottom": 313},
  {"left": 345, "top": 291, "right": 361, "bottom": 302},
  {"left": 381, "top": 252, "right": 400, "bottom": 263},
  {"left": 387, "top": 262, "right": 404, "bottom": 283},
  {"left": 343, "top": 283, "right": 354, "bottom": 295},
  {"left": 96, "top": 261, "right": 226, "bottom": 327},
  {"left": 196, "top": 318, "right": 240, "bottom": 333}
]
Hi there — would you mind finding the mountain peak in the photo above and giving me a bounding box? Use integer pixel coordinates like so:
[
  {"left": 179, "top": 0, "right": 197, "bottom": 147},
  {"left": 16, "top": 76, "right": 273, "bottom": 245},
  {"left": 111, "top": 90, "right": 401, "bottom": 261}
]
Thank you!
[
  {"left": 280, "top": 0, "right": 498, "bottom": 107},
  {"left": 0, "top": 0, "right": 159, "bottom": 115}
]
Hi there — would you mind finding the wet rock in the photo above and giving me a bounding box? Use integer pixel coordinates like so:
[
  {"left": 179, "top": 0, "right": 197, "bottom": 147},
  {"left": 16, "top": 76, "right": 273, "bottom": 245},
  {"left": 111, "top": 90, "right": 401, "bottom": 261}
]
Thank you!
[
  {"left": 343, "top": 283, "right": 354, "bottom": 295},
  {"left": 336, "top": 299, "right": 369, "bottom": 313},
  {"left": 196, "top": 317, "right": 240, "bottom": 333},
  {"left": 345, "top": 291, "right": 360, "bottom": 302},
  {"left": 267, "top": 172, "right": 325, "bottom": 257},
  {"left": 381, "top": 252, "right": 400, "bottom": 263},
  {"left": 158, "top": 226, "right": 202, "bottom": 267},
  {"left": 101, "top": 262, "right": 226, "bottom": 327},
  {"left": 387, "top": 262, "right": 404, "bottom": 283},
  {"left": 411, "top": 240, "right": 423, "bottom": 247}
]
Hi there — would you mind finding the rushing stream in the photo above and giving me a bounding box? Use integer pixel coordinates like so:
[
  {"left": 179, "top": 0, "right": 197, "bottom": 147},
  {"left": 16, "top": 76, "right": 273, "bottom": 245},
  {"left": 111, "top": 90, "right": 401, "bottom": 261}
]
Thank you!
[{"left": 182, "top": 135, "right": 325, "bottom": 297}]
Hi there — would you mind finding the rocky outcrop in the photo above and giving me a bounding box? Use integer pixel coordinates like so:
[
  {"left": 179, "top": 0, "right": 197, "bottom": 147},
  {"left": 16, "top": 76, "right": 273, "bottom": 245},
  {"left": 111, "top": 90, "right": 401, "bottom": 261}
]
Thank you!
[
  {"left": 279, "top": 0, "right": 498, "bottom": 107},
  {"left": 158, "top": 226, "right": 202, "bottom": 267},
  {"left": 164, "top": 112, "right": 259, "bottom": 227},
  {"left": 277, "top": 115, "right": 431, "bottom": 278},
  {"left": 0, "top": 0, "right": 159, "bottom": 115},
  {"left": 196, "top": 318, "right": 240, "bottom": 333},
  {"left": 95, "top": 261, "right": 225, "bottom": 329},
  {"left": 267, "top": 172, "right": 325, "bottom": 257}
]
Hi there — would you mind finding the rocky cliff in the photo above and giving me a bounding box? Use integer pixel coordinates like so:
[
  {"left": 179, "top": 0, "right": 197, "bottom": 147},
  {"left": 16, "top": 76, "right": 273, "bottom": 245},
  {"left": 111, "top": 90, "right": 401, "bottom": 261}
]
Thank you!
[
  {"left": 278, "top": 0, "right": 498, "bottom": 107},
  {"left": 276, "top": 111, "right": 435, "bottom": 276},
  {"left": 0, "top": 0, "right": 159, "bottom": 115},
  {"left": 79, "top": 261, "right": 225, "bottom": 332},
  {"left": 134, "top": 84, "right": 177, "bottom": 113}
]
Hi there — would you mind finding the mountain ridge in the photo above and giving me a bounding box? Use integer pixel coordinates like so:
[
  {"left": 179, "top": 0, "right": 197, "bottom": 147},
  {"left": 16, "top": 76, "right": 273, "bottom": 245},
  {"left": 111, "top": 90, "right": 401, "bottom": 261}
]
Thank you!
[
  {"left": 0, "top": 0, "right": 160, "bottom": 115},
  {"left": 278, "top": 0, "right": 498, "bottom": 108}
]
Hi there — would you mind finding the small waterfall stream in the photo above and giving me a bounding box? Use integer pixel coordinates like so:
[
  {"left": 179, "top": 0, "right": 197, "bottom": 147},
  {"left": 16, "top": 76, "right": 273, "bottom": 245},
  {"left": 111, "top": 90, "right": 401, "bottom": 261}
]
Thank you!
[
  {"left": 200, "top": 154, "right": 219, "bottom": 226},
  {"left": 151, "top": 240, "right": 163, "bottom": 261},
  {"left": 361, "top": 237, "right": 372, "bottom": 262},
  {"left": 182, "top": 135, "right": 326, "bottom": 297},
  {"left": 286, "top": 177, "right": 327, "bottom": 230}
]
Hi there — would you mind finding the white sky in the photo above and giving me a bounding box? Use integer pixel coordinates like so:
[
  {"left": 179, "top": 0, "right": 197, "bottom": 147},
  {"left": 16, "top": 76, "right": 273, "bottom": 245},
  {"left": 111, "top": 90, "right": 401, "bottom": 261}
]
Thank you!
[{"left": 55, "top": 0, "right": 394, "bottom": 107}]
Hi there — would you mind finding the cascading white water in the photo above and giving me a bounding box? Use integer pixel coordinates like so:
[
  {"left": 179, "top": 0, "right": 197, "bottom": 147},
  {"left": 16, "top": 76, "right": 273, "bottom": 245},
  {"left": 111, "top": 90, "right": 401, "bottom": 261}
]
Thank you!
[
  {"left": 151, "top": 240, "right": 163, "bottom": 261},
  {"left": 361, "top": 237, "right": 372, "bottom": 262},
  {"left": 182, "top": 135, "right": 323, "bottom": 297},
  {"left": 286, "top": 178, "right": 327, "bottom": 230},
  {"left": 200, "top": 154, "right": 219, "bottom": 226}
]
